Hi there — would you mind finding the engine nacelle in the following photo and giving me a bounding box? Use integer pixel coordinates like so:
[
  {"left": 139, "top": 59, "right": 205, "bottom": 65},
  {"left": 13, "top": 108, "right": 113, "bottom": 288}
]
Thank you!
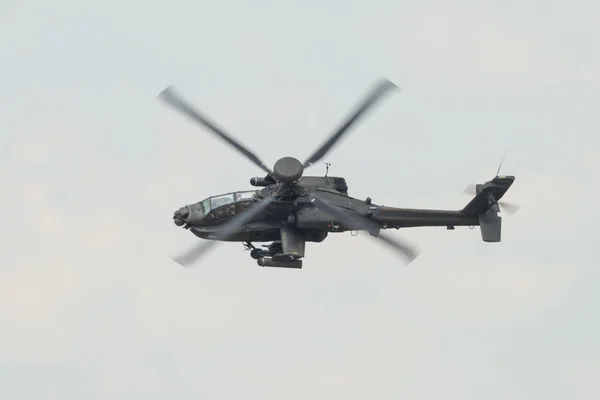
[{"left": 295, "top": 207, "right": 343, "bottom": 232}]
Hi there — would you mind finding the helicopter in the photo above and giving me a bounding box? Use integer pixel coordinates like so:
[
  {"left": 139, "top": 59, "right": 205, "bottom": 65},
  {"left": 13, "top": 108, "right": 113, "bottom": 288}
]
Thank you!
[{"left": 159, "top": 78, "right": 519, "bottom": 269}]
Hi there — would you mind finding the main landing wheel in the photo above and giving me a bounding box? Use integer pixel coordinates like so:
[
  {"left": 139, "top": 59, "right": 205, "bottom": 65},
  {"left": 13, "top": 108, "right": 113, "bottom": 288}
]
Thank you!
[{"left": 250, "top": 249, "right": 266, "bottom": 260}]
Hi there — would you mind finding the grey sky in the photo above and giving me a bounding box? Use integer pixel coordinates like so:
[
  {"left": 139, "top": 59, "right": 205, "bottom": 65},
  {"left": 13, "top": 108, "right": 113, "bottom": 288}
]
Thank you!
[{"left": 2, "top": 0, "right": 599, "bottom": 399}]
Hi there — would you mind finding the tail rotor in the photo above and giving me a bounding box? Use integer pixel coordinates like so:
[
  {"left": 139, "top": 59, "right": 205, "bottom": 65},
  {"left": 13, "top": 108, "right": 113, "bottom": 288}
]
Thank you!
[
  {"left": 462, "top": 151, "right": 520, "bottom": 215},
  {"left": 462, "top": 184, "right": 520, "bottom": 214}
]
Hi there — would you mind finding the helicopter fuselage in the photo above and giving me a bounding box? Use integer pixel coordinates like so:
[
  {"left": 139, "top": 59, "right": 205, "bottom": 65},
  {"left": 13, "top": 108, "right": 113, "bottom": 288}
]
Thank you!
[
  {"left": 174, "top": 175, "right": 483, "bottom": 244},
  {"left": 161, "top": 77, "right": 517, "bottom": 268}
]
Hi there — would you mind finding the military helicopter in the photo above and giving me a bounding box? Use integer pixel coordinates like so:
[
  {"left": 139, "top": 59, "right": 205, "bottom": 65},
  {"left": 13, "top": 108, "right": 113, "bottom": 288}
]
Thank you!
[{"left": 159, "top": 78, "right": 519, "bottom": 269}]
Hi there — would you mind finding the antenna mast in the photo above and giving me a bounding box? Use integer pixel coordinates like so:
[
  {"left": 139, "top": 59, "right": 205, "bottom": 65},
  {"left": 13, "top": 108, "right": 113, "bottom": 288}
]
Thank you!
[
  {"left": 495, "top": 149, "right": 509, "bottom": 176},
  {"left": 325, "top": 163, "right": 331, "bottom": 177}
]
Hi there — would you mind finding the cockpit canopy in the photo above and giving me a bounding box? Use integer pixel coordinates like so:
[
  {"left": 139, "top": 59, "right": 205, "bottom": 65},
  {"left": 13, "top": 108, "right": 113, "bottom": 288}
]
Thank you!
[
  {"left": 175, "top": 190, "right": 261, "bottom": 227},
  {"left": 199, "top": 190, "right": 258, "bottom": 214}
]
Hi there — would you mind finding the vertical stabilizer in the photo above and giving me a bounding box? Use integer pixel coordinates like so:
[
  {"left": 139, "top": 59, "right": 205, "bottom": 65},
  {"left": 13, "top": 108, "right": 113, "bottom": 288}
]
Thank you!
[
  {"left": 479, "top": 210, "right": 502, "bottom": 242},
  {"left": 461, "top": 175, "right": 515, "bottom": 243}
]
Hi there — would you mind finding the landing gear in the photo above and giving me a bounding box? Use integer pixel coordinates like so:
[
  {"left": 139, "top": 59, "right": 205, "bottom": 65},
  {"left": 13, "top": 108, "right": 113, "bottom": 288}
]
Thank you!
[
  {"left": 243, "top": 241, "right": 302, "bottom": 268},
  {"left": 250, "top": 248, "right": 266, "bottom": 260},
  {"left": 243, "top": 241, "right": 283, "bottom": 259},
  {"left": 243, "top": 241, "right": 265, "bottom": 259}
]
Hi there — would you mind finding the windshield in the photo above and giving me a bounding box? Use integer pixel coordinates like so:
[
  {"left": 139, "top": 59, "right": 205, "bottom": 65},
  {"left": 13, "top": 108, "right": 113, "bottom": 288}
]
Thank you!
[
  {"left": 210, "top": 193, "right": 235, "bottom": 210},
  {"left": 201, "top": 199, "right": 210, "bottom": 214},
  {"left": 199, "top": 191, "right": 258, "bottom": 214}
]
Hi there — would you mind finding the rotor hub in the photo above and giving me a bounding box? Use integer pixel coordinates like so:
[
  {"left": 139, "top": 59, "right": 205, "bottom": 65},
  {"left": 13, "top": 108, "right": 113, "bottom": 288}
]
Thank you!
[{"left": 272, "top": 156, "right": 304, "bottom": 183}]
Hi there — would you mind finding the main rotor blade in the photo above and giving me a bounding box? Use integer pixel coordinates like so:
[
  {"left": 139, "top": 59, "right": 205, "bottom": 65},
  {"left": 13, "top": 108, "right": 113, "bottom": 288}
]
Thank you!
[
  {"left": 158, "top": 86, "right": 271, "bottom": 174},
  {"left": 302, "top": 78, "right": 400, "bottom": 169},
  {"left": 310, "top": 191, "right": 419, "bottom": 264},
  {"left": 172, "top": 196, "right": 276, "bottom": 267}
]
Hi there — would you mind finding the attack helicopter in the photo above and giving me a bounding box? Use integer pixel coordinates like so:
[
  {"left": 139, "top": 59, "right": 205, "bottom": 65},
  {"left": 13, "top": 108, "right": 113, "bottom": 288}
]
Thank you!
[{"left": 159, "top": 78, "right": 518, "bottom": 269}]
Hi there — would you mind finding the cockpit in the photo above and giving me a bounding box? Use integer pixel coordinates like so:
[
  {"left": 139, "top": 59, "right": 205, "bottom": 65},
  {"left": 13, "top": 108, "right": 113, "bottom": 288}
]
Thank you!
[
  {"left": 203, "top": 190, "right": 257, "bottom": 214},
  {"left": 173, "top": 190, "right": 260, "bottom": 227}
]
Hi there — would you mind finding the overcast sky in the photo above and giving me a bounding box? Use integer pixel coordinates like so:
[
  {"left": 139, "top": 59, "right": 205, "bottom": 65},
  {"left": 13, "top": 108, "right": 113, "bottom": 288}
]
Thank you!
[{"left": 2, "top": 0, "right": 599, "bottom": 399}]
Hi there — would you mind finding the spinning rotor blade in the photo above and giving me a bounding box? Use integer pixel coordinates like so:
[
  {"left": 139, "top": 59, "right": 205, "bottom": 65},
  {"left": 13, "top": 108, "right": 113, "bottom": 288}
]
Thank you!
[
  {"left": 462, "top": 185, "right": 520, "bottom": 215},
  {"left": 310, "top": 192, "right": 419, "bottom": 264},
  {"left": 462, "top": 184, "right": 477, "bottom": 196},
  {"left": 302, "top": 78, "right": 400, "bottom": 169},
  {"left": 172, "top": 196, "right": 276, "bottom": 267},
  {"left": 496, "top": 202, "right": 520, "bottom": 214},
  {"left": 158, "top": 86, "right": 271, "bottom": 174}
]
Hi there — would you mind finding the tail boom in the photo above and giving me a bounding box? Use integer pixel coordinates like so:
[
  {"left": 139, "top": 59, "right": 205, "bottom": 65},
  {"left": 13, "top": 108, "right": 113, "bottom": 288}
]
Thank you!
[
  {"left": 371, "top": 207, "right": 478, "bottom": 228},
  {"left": 368, "top": 175, "right": 515, "bottom": 242}
]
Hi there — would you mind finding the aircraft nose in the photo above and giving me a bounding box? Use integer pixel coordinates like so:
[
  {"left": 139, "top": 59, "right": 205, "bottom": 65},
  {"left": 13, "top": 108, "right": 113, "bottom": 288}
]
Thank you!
[
  {"left": 176, "top": 206, "right": 189, "bottom": 219},
  {"left": 173, "top": 206, "right": 190, "bottom": 226}
]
